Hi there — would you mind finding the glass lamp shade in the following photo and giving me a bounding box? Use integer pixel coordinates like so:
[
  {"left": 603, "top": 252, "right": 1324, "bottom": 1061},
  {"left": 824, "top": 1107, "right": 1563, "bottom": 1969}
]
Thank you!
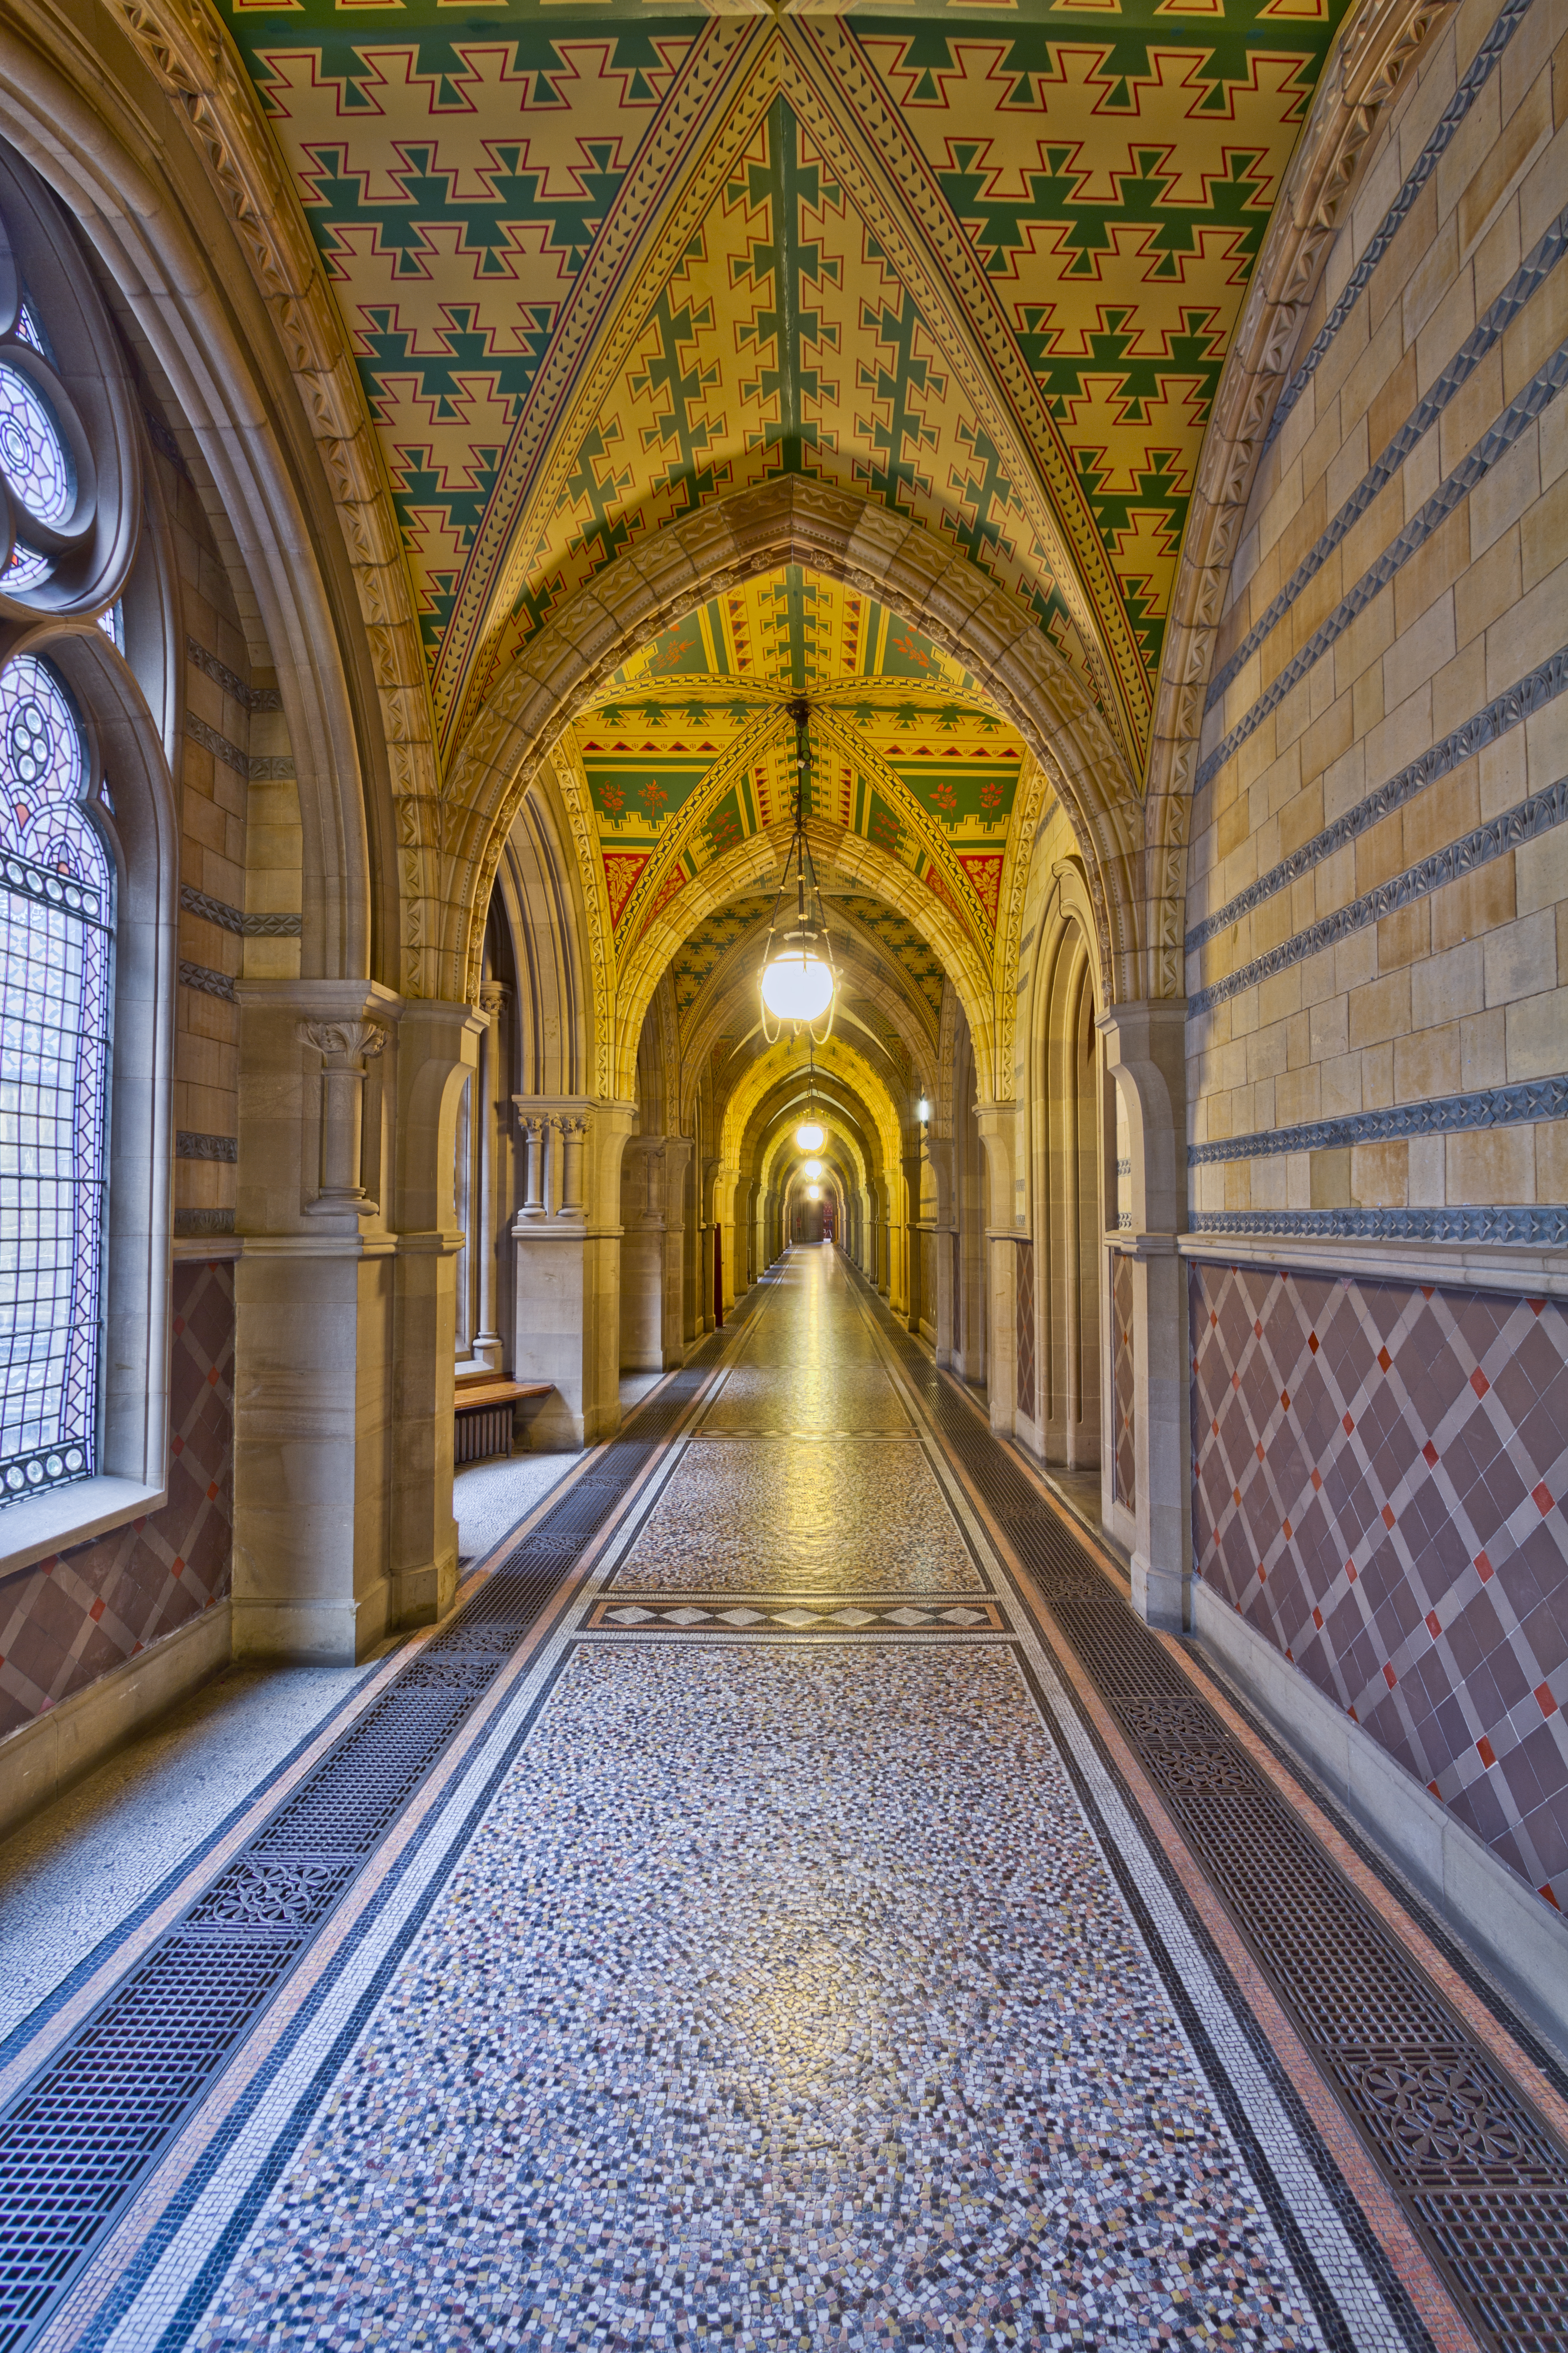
[
  {"left": 806, "top": 1184, "right": 822, "bottom": 1202},
  {"left": 794, "top": 1120, "right": 824, "bottom": 1152},
  {"left": 803, "top": 1158, "right": 823, "bottom": 1179},
  {"left": 760, "top": 947, "right": 833, "bottom": 1022}
]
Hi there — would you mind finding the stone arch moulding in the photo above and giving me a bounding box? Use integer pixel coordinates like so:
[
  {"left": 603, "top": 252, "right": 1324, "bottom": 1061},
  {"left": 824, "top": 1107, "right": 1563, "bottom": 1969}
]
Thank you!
[
  {"left": 443, "top": 479, "right": 1145, "bottom": 1044},
  {"left": 1144, "top": 0, "right": 1456, "bottom": 996},
  {"left": 619, "top": 821, "right": 995, "bottom": 1116},
  {"left": 0, "top": 0, "right": 433, "bottom": 988}
]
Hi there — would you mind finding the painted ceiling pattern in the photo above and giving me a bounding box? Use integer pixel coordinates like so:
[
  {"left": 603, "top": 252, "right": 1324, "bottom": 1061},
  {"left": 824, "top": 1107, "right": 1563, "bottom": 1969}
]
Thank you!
[
  {"left": 222, "top": 0, "right": 1346, "bottom": 778},
  {"left": 568, "top": 563, "right": 1023, "bottom": 963}
]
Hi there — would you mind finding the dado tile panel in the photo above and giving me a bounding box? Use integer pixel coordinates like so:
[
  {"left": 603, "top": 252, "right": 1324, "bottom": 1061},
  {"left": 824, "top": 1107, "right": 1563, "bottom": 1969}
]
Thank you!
[
  {"left": 0, "top": 1262, "right": 235, "bottom": 1739},
  {"left": 1190, "top": 1258, "right": 1568, "bottom": 1911}
]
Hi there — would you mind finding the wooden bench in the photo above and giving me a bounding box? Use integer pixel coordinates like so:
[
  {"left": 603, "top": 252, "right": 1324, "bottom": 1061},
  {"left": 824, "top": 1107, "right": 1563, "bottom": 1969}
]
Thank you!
[{"left": 454, "top": 1378, "right": 552, "bottom": 1465}]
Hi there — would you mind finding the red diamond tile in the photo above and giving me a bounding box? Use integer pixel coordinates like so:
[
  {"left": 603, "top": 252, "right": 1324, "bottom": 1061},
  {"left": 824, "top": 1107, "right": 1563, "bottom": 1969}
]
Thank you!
[{"left": 1189, "top": 1260, "right": 1568, "bottom": 1915}]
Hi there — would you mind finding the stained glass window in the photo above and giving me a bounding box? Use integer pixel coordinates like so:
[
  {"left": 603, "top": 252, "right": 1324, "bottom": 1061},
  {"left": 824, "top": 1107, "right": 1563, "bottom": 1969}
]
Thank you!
[
  {"left": 0, "top": 655, "right": 111, "bottom": 1502},
  {"left": 0, "top": 363, "right": 74, "bottom": 528},
  {"left": 4, "top": 540, "right": 50, "bottom": 592}
]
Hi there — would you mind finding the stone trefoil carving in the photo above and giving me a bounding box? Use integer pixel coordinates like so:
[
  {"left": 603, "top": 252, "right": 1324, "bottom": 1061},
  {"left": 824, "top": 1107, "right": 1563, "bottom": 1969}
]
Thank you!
[{"left": 299, "top": 1020, "right": 387, "bottom": 1216}]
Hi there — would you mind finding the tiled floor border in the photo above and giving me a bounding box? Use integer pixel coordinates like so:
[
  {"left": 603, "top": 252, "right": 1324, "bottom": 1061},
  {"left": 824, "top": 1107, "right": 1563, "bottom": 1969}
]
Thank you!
[
  {"left": 844, "top": 1263, "right": 1568, "bottom": 2353},
  {"left": 0, "top": 1304, "right": 762, "bottom": 2353},
  {"left": 14, "top": 1249, "right": 1553, "bottom": 2353},
  {"left": 29, "top": 1247, "right": 1455, "bottom": 2353}
]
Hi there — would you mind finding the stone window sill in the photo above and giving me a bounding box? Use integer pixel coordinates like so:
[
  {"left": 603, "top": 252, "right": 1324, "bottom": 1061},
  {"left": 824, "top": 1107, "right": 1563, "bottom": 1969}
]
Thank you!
[{"left": 0, "top": 1477, "right": 167, "bottom": 1583}]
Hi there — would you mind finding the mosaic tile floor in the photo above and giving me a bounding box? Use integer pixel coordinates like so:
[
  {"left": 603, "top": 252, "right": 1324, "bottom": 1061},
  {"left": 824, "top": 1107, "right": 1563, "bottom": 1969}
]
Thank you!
[
  {"left": 6, "top": 1248, "right": 1562, "bottom": 2353},
  {"left": 613, "top": 1439, "right": 983, "bottom": 1593}
]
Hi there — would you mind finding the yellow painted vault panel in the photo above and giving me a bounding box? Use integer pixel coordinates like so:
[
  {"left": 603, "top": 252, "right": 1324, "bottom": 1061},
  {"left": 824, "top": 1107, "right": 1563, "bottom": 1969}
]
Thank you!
[{"left": 220, "top": 0, "right": 1346, "bottom": 778}]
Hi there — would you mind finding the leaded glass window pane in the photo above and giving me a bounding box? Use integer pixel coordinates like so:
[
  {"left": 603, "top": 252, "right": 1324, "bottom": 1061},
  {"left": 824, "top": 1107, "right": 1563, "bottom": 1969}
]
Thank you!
[
  {"left": 0, "top": 655, "right": 111, "bottom": 1503},
  {"left": 0, "top": 362, "right": 74, "bottom": 528}
]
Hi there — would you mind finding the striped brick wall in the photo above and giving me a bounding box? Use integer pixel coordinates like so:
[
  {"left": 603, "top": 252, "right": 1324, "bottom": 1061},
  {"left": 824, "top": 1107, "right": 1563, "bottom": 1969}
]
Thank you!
[{"left": 1186, "top": 0, "right": 1568, "bottom": 1245}]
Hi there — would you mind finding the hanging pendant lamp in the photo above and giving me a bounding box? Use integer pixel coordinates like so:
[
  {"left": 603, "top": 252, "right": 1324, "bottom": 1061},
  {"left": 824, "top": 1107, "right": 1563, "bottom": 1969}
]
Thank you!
[
  {"left": 760, "top": 699, "right": 838, "bottom": 1044},
  {"left": 795, "top": 1041, "right": 825, "bottom": 1154}
]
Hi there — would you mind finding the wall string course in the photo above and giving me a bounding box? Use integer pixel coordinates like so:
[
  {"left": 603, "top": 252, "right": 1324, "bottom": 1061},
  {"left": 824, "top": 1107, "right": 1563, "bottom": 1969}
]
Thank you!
[
  {"left": 1198, "top": 343, "right": 1568, "bottom": 795},
  {"left": 1187, "top": 645, "right": 1568, "bottom": 956},
  {"left": 1261, "top": 0, "right": 1540, "bottom": 459},
  {"left": 1190, "top": 1206, "right": 1568, "bottom": 1243},
  {"left": 1187, "top": 769, "right": 1568, "bottom": 1018},
  {"left": 1211, "top": 204, "right": 1568, "bottom": 717},
  {"left": 1190, "top": 1076, "right": 1568, "bottom": 1165}
]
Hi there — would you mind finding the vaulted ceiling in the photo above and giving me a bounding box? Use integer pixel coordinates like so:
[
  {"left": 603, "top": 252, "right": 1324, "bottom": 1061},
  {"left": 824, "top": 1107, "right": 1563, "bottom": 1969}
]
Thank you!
[
  {"left": 222, "top": 0, "right": 1346, "bottom": 789},
  {"left": 574, "top": 560, "right": 1024, "bottom": 969}
]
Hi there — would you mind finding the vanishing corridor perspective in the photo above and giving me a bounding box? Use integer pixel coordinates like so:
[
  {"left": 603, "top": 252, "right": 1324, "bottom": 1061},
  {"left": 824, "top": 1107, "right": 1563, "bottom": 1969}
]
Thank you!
[
  {"left": 4, "top": 1243, "right": 1567, "bottom": 2353},
  {"left": 0, "top": 0, "right": 1567, "bottom": 2344}
]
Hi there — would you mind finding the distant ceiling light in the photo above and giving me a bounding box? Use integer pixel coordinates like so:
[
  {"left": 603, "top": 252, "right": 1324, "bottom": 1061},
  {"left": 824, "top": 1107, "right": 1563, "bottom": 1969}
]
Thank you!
[
  {"left": 759, "top": 699, "right": 837, "bottom": 1045},
  {"left": 795, "top": 1120, "right": 824, "bottom": 1152},
  {"left": 803, "top": 1158, "right": 823, "bottom": 1179},
  {"left": 806, "top": 1184, "right": 822, "bottom": 1202}
]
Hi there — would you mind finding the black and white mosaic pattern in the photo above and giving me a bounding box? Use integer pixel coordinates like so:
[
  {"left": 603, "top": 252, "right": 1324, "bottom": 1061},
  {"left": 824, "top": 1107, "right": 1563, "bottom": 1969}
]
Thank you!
[
  {"left": 195, "top": 1644, "right": 1329, "bottom": 2352},
  {"left": 614, "top": 1440, "right": 982, "bottom": 1594}
]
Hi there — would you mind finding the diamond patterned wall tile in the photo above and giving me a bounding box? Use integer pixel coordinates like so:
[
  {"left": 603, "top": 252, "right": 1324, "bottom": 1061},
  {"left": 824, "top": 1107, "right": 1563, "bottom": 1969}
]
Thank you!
[
  {"left": 0, "top": 1261, "right": 235, "bottom": 1741},
  {"left": 1190, "top": 1261, "right": 1568, "bottom": 1913},
  {"left": 1113, "top": 1251, "right": 1135, "bottom": 1514}
]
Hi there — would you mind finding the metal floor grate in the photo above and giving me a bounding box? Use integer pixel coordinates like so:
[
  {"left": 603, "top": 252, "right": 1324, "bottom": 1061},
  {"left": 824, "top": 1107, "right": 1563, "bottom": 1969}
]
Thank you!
[
  {"left": 878, "top": 1309, "right": 1568, "bottom": 2353},
  {"left": 0, "top": 1352, "right": 719, "bottom": 2353}
]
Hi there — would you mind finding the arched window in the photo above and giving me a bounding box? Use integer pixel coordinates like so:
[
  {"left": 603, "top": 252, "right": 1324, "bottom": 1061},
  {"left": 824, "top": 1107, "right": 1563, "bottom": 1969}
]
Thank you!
[
  {"left": 0, "top": 657, "right": 112, "bottom": 1499},
  {"left": 0, "top": 138, "right": 173, "bottom": 1553}
]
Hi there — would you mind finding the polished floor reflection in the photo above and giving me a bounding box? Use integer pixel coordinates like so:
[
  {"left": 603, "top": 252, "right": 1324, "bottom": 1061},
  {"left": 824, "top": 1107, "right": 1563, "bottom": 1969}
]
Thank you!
[{"left": 5, "top": 1246, "right": 1537, "bottom": 2353}]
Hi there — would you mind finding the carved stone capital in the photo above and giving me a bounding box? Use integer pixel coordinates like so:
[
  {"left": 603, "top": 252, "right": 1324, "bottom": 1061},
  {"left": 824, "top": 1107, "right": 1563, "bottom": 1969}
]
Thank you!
[{"left": 298, "top": 1018, "right": 387, "bottom": 1068}]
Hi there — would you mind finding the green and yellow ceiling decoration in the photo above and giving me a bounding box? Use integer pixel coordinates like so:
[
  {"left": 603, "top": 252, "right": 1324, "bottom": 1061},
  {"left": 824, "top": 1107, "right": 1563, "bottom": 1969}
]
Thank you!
[
  {"left": 220, "top": 0, "right": 1346, "bottom": 782},
  {"left": 564, "top": 562, "right": 1025, "bottom": 965}
]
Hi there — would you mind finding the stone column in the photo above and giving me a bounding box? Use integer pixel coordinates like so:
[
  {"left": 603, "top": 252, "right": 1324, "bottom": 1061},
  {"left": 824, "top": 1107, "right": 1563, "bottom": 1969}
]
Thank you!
[
  {"left": 620, "top": 1134, "right": 667, "bottom": 1373},
  {"left": 299, "top": 1018, "right": 387, "bottom": 1215},
  {"left": 234, "top": 986, "right": 478, "bottom": 1661},
  {"left": 975, "top": 1105, "right": 1018, "bottom": 1442},
  {"left": 518, "top": 1113, "right": 547, "bottom": 1217},
  {"left": 390, "top": 999, "right": 485, "bottom": 1631},
  {"left": 901, "top": 1146, "right": 924, "bottom": 1334},
  {"left": 511, "top": 1098, "right": 634, "bottom": 1447},
  {"left": 924, "top": 1136, "right": 957, "bottom": 1366},
  {"left": 1097, "top": 1002, "right": 1191, "bottom": 1632},
  {"left": 471, "top": 984, "right": 506, "bottom": 1371},
  {"left": 234, "top": 984, "right": 401, "bottom": 1664},
  {"left": 662, "top": 1136, "right": 693, "bottom": 1364}
]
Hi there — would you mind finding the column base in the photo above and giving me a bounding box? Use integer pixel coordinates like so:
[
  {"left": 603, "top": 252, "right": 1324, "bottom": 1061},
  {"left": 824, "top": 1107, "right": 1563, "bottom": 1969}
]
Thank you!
[
  {"left": 231, "top": 1587, "right": 386, "bottom": 1666},
  {"left": 1131, "top": 1550, "right": 1191, "bottom": 1633}
]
